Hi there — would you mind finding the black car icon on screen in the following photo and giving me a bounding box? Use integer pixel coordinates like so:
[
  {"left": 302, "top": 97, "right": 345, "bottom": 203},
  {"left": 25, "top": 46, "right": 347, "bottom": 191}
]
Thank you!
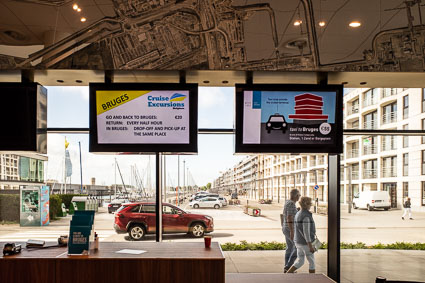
[{"left": 266, "top": 113, "right": 287, "bottom": 134}]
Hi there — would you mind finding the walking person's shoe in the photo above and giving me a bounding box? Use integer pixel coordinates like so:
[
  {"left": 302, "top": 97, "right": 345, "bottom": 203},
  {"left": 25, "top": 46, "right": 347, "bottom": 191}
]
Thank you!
[
  {"left": 286, "top": 266, "right": 298, "bottom": 273},
  {"left": 402, "top": 217, "right": 404, "bottom": 220},
  {"left": 283, "top": 267, "right": 289, "bottom": 273},
  {"left": 309, "top": 269, "right": 315, "bottom": 274},
  {"left": 410, "top": 218, "right": 414, "bottom": 220}
]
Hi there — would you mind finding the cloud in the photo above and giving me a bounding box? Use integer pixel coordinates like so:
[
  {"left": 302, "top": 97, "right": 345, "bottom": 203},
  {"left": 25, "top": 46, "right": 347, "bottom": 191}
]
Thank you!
[{"left": 198, "top": 87, "right": 233, "bottom": 109}]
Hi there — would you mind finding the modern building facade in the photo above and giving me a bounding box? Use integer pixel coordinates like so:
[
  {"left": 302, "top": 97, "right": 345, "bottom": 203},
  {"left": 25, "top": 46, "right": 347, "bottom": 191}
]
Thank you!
[
  {"left": 214, "top": 88, "right": 425, "bottom": 211},
  {"left": 0, "top": 153, "right": 47, "bottom": 190}
]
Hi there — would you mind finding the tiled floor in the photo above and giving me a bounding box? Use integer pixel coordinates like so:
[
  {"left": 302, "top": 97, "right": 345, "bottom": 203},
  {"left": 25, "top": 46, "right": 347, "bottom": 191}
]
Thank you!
[{"left": 224, "top": 250, "right": 425, "bottom": 283}]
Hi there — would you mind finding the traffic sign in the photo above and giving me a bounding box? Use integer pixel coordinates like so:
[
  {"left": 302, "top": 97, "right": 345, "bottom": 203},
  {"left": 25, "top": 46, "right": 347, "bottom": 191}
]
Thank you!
[{"left": 314, "top": 185, "right": 319, "bottom": 190}]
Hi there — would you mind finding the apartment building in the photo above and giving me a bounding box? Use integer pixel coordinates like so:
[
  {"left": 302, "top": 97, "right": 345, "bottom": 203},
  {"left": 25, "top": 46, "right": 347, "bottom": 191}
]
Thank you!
[
  {"left": 0, "top": 153, "right": 47, "bottom": 190},
  {"left": 214, "top": 88, "right": 425, "bottom": 211}
]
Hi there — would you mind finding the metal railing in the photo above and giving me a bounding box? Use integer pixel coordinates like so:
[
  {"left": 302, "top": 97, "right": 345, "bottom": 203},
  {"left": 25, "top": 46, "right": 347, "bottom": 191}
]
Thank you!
[
  {"left": 363, "top": 145, "right": 378, "bottom": 155},
  {"left": 351, "top": 170, "right": 359, "bottom": 180},
  {"left": 363, "top": 169, "right": 377, "bottom": 179},
  {"left": 382, "top": 139, "right": 397, "bottom": 151},
  {"left": 382, "top": 112, "right": 397, "bottom": 124},
  {"left": 347, "top": 105, "right": 359, "bottom": 116},
  {"left": 347, "top": 148, "right": 359, "bottom": 158},
  {"left": 382, "top": 89, "right": 397, "bottom": 98},
  {"left": 363, "top": 120, "right": 377, "bottom": 129},
  {"left": 363, "top": 97, "right": 378, "bottom": 107},
  {"left": 382, "top": 166, "right": 397, "bottom": 178}
]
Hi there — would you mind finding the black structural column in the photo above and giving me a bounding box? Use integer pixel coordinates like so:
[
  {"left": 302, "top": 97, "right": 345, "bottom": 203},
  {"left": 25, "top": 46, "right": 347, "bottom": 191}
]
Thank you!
[
  {"left": 155, "top": 152, "right": 163, "bottom": 242},
  {"left": 328, "top": 154, "right": 341, "bottom": 282}
]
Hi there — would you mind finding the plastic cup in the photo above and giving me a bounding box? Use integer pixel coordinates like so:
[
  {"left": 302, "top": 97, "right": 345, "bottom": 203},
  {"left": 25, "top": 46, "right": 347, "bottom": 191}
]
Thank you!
[{"left": 204, "top": 235, "right": 211, "bottom": 248}]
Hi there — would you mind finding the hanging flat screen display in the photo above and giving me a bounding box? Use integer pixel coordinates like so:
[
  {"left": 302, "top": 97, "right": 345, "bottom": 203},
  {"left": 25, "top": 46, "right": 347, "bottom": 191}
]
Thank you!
[
  {"left": 235, "top": 84, "right": 343, "bottom": 154},
  {"left": 90, "top": 83, "right": 198, "bottom": 153},
  {"left": 0, "top": 82, "right": 47, "bottom": 153}
]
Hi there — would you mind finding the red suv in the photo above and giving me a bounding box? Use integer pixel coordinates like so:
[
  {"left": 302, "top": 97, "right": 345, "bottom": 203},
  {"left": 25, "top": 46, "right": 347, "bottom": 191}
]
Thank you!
[{"left": 114, "top": 202, "right": 214, "bottom": 240}]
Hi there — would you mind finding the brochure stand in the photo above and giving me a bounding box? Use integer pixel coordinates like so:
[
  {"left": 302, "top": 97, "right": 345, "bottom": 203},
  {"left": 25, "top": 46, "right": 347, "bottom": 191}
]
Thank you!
[{"left": 68, "top": 210, "right": 95, "bottom": 255}]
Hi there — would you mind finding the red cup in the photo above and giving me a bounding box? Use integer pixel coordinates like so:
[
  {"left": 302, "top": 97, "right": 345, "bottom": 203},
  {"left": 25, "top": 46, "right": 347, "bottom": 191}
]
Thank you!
[{"left": 204, "top": 235, "right": 211, "bottom": 248}]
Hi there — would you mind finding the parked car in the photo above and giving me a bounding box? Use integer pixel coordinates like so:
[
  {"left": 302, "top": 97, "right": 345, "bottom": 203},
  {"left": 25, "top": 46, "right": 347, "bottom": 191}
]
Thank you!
[
  {"left": 190, "top": 197, "right": 222, "bottom": 209},
  {"left": 108, "top": 198, "right": 130, "bottom": 214},
  {"left": 218, "top": 197, "right": 227, "bottom": 206},
  {"left": 353, "top": 191, "right": 391, "bottom": 211},
  {"left": 191, "top": 193, "right": 218, "bottom": 202},
  {"left": 114, "top": 202, "right": 214, "bottom": 240},
  {"left": 190, "top": 191, "right": 209, "bottom": 201},
  {"left": 266, "top": 113, "right": 287, "bottom": 133}
]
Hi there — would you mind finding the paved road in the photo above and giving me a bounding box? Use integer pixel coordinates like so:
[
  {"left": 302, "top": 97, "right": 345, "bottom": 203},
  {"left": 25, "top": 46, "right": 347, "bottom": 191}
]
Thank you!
[{"left": 1, "top": 198, "right": 424, "bottom": 244}]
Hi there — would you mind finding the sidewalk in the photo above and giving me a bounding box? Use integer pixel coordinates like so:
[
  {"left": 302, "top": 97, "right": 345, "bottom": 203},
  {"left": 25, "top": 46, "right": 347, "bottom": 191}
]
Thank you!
[{"left": 224, "top": 249, "right": 425, "bottom": 283}]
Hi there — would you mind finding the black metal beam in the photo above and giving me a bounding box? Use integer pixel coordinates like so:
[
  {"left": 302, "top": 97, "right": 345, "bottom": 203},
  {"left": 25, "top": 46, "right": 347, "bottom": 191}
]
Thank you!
[
  {"left": 155, "top": 152, "right": 162, "bottom": 242},
  {"left": 21, "top": 69, "right": 34, "bottom": 83},
  {"left": 327, "top": 154, "right": 341, "bottom": 282},
  {"left": 105, "top": 70, "right": 114, "bottom": 83},
  {"left": 43, "top": 128, "right": 425, "bottom": 136}
]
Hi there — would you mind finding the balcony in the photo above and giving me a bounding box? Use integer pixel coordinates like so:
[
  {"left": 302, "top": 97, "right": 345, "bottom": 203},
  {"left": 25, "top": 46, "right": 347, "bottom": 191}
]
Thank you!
[
  {"left": 363, "top": 97, "right": 377, "bottom": 108},
  {"left": 382, "top": 139, "right": 397, "bottom": 151},
  {"left": 363, "top": 120, "right": 377, "bottom": 129},
  {"left": 347, "top": 148, "right": 359, "bottom": 159},
  {"left": 363, "top": 145, "right": 378, "bottom": 155},
  {"left": 363, "top": 169, "right": 377, "bottom": 179},
  {"left": 382, "top": 89, "right": 397, "bottom": 98},
  {"left": 382, "top": 167, "right": 397, "bottom": 178},
  {"left": 347, "top": 105, "right": 359, "bottom": 116},
  {"left": 310, "top": 159, "right": 316, "bottom": 167},
  {"left": 351, "top": 170, "right": 359, "bottom": 180},
  {"left": 382, "top": 112, "right": 397, "bottom": 124}
]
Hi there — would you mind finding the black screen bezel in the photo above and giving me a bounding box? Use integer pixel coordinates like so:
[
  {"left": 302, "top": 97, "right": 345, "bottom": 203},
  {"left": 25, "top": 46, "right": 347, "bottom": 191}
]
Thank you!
[
  {"left": 235, "top": 83, "right": 343, "bottom": 154},
  {"left": 89, "top": 83, "right": 198, "bottom": 154}
]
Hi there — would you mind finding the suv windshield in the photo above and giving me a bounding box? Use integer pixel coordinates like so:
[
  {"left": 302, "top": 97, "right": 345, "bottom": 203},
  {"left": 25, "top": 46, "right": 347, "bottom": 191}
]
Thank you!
[{"left": 116, "top": 205, "right": 128, "bottom": 213}]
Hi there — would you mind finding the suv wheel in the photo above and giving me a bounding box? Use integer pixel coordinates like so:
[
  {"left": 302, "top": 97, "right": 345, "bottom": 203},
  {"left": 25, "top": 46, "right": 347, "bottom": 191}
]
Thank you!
[
  {"left": 193, "top": 204, "right": 199, "bottom": 209},
  {"left": 367, "top": 204, "right": 373, "bottom": 211},
  {"left": 353, "top": 203, "right": 358, "bottom": 209},
  {"left": 214, "top": 204, "right": 220, "bottom": 209},
  {"left": 129, "top": 224, "right": 145, "bottom": 241},
  {"left": 190, "top": 223, "right": 205, "bottom": 237}
]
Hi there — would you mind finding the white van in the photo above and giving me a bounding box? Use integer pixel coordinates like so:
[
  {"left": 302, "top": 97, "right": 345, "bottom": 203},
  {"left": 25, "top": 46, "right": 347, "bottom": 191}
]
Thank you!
[{"left": 352, "top": 191, "right": 391, "bottom": 211}]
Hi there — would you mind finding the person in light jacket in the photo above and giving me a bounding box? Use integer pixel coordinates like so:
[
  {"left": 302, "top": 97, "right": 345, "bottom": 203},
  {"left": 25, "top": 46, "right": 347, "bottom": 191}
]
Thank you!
[
  {"left": 287, "top": 196, "right": 316, "bottom": 274},
  {"left": 281, "top": 189, "right": 300, "bottom": 273},
  {"left": 402, "top": 197, "right": 413, "bottom": 220}
]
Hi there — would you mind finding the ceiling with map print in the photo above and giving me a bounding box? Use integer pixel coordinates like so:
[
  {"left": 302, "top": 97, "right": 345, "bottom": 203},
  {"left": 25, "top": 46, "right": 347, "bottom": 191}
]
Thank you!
[{"left": 0, "top": 0, "right": 424, "bottom": 72}]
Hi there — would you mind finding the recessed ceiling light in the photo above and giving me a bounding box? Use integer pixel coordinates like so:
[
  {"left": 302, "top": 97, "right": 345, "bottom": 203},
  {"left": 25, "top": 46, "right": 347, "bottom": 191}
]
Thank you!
[
  {"left": 294, "top": 20, "right": 302, "bottom": 26},
  {"left": 77, "top": 7, "right": 81, "bottom": 12},
  {"left": 203, "top": 80, "right": 210, "bottom": 84},
  {"left": 319, "top": 21, "right": 326, "bottom": 27},
  {"left": 73, "top": 4, "right": 78, "bottom": 10},
  {"left": 57, "top": 80, "right": 64, "bottom": 83},
  {"left": 360, "top": 82, "right": 367, "bottom": 85},
  {"left": 80, "top": 17, "right": 87, "bottom": 22},
  {"left": 349, "top": 21, "right": 361, "bottom": 28}
]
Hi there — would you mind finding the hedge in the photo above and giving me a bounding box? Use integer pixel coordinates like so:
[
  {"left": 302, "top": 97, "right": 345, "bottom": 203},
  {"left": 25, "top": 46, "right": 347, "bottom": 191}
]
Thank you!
[
  {"left": 56, "top": 194, "right": 87, "bottom": 209},
  {"left": 0, "top": 194, "right": 19, "bottom": 222},
  {"left": 49, "top": 194, "right": 88, "bottom": 220},
  {"left": 220, "top": 241, "right": 425, "bottom": 251},
  {"left": 49, "top": 195, "right": 62, "bottom": 220}
]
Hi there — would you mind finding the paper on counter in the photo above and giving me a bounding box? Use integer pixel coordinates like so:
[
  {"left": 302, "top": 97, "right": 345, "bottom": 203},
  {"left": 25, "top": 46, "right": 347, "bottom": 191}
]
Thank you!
[{"left": 116, "top": 249, "right": 147, "bottom": 255}]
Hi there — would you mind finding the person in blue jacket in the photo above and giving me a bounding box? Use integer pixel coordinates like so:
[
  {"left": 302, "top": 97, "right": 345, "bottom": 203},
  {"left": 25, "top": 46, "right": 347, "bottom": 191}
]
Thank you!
[{"left": 287, "top": 196, "right": 317, "bottom": 274}]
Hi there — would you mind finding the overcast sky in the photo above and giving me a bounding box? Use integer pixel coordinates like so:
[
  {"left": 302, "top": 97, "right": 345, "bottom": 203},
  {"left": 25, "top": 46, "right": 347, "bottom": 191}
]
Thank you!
[{"left": 46, "top": 86, "right": 246, "bottom": 188}]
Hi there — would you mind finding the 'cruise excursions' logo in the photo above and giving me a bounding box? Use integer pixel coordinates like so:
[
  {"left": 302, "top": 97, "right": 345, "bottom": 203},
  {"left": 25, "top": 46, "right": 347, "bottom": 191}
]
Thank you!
[{"left": 148, "top": 93, "right": 187, "bottom": 109}]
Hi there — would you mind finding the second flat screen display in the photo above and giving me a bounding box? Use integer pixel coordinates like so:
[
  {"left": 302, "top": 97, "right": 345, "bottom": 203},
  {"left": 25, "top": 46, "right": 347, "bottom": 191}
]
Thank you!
[{"left": 236, "top": 84, "right": 343, "bottom": 154}]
